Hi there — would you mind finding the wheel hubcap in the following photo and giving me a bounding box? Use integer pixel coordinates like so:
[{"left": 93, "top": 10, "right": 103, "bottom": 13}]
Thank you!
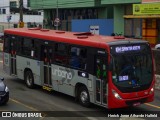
[
  {"left": 80, "top": 91, "right": 88, "bottom": 103},
  {"left": 27, "top": 74, "right": 32, "bottom": 86}
]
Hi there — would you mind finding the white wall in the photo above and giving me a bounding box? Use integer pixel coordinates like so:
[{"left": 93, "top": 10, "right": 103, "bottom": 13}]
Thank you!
[
  {"left": 0, "top": 0, "right": 43, "bottom": 23},
  {"left": 23, "top": 0, "right": 28, "bottom": 8},
  {"left": 0, "top": 0, "right": 10, "bottom": 14},
  {"left": 0, "top": 14, "right": 43, "bottom": 23},
  {"left": 10, "top": 0, "right": 29, "bottom": 8}
]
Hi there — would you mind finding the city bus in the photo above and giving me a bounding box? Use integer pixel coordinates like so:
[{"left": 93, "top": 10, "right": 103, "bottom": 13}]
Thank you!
[{"left": 3, "top": 28, "right": 155, "bottom": 109}]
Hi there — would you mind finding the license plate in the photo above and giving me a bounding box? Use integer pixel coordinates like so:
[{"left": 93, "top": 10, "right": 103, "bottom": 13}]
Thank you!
[{"left": 133, "top": 102, "right": 141, "bottom": 106}]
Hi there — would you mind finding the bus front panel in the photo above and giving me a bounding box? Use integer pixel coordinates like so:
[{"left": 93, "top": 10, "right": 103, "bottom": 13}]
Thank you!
[{"left": 108, "top": 42, "right": 155, "bottom": 108}]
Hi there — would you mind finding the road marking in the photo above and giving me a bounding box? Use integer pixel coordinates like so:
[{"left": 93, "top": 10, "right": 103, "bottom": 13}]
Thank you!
[
  {"left": 9, "top": 98, "right": 97, "bottom": 120},
  {"left": 0, "top": 110, "right": 8, "bottom": 111},
  {"left": 10, "top": 98, "right": 47, "bottom": 119},
  {"left": 10, "top": 98, "right": 39, "bottom": 111},
  {"left": 145, "top": 103, "right": 160, "bottom": 109}
]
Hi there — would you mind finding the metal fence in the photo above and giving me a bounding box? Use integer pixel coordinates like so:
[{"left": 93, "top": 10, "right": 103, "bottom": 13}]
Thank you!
[{"left": 44, "top": 20, "right": 71, "bottom": 31}]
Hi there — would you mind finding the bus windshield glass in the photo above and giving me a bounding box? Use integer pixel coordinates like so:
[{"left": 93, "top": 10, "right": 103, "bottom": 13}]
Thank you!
[{"left": 110, "top": 43, "right": 153, "bottom": 93}]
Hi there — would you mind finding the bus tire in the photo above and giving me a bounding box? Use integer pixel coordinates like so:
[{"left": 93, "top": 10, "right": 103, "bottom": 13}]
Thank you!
[
  {"left": 78, "top": 86, "right": 90, "bottom": 107},
  {"left": 25, "top": 70, "right": 34, "bottom": 88}
]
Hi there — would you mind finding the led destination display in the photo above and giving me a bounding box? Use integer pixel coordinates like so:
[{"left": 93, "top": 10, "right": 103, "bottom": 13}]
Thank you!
[
  {"left": 110, "top": 44, "right": 148, "bottom": 54},
  {"left": 115, "top": 46, "right": 141, "bottom": 53}
]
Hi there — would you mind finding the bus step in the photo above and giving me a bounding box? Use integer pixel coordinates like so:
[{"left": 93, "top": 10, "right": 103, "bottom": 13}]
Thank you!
[{"left": 42, "top": 85, "right": 52, "bottom": 91}]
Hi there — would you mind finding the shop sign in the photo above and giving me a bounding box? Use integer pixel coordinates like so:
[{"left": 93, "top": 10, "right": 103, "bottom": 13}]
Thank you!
[
  {"left": 142, "top": 0, "right": 160, "bottom": 3},
  {"left": 133, "top": 3, "right": 160, "bottom": 15}
]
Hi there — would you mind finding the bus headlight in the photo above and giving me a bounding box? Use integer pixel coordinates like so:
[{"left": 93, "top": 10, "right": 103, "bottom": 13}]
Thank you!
[
  {"left": 112, "top": 90, "right": 122, "bottom": 100},
  {"left": 149, "top": 88, "right": 154, "bottom": 94}
]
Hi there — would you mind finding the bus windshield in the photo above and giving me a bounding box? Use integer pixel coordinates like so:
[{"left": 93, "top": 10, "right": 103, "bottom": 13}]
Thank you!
[{"left": 110, "top": 43, "right": 153, "bottom": 93}]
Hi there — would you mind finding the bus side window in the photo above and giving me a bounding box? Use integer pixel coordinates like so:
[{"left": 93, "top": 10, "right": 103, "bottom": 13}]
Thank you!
[
  {"left": 4, "top": 35, "right": 10, "bottom": 52},
  {"left": 54, "top": 43, "right": 68, "bottom": 65},
  {"left": 10, "top": 36, "right": 17, "bottom": 54},
  {"left": 43, "top": 48, "right": 47, "bottom": 62},
  {"left": 21, "top": 38, "right": 35, "bottom": 58},
  {"left": 69, "top": 47, "right": 80, "bottom": 68},
  {"left": 16, "top": 37, "right": 22, "bottom": 54},
  {"left": 79, "top": 48, "right": 87, "bottom": 69},
  {"left": 69, "top": 46, "right": 87, "bottom": 70},
  {"left": 33, "top": 39, "right": 40, "bottom": 59},
  {"left": 31, "top": 39, "right": 35, "bottom": 58}
]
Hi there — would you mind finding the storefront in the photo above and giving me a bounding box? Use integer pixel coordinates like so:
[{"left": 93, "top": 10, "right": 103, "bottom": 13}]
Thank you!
[{"left": 124, "top": 2, "right": 160, "bottom": 47}]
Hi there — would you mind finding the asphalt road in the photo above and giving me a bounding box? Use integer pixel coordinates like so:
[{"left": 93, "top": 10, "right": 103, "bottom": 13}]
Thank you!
[{"left": 0, "top": 52, "right": 160, "bottom": 120}]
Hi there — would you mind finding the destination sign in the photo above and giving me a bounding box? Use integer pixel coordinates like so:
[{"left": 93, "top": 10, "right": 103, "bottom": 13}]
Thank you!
[
  {"left": 110, "top": 43, "right": 150, "bottom": 55},
  {"left": 119, "top": 75, "right": 129, "bottom": 82},
  {"left": 115, "top": 46, "right": 141, "bottom": 53}
]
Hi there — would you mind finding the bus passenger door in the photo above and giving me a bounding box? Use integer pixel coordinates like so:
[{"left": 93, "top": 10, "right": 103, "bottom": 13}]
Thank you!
[
  {"left": 10, "top": 38, "right": 17, "bottom": 75},
  {"left": 42, "top": 46, "right": 53, "bottom": 89},
  {"left": 95, "top": 55, "right": 108, "bottom": 106}
]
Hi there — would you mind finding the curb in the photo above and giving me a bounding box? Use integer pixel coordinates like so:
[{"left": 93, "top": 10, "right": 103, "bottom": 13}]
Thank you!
[
  {"left": 155, "top": 74, "right": 160, "bottom": 90},
  {"left": 155, "top": 74, "right": 160, "bottom": 79},
  {"left": 0, "top": 43, "right": 3, "bottom": 52}
]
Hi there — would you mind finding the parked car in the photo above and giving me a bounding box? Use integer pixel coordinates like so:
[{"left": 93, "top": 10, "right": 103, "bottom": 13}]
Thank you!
[
  {"left": 155, "top": 44, "right": 160, "bottom": 49},
  {"left": 0, "top": 77, "right": 9, "bottom": 105}
]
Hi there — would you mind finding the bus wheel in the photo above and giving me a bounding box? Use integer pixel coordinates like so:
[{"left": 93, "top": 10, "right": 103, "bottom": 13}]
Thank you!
[
  {"left": 78, "top": 86, "right": 90, "bottom": 107},
  {"left": 25, "top": 71, "right": 34, "bottom": 88}
]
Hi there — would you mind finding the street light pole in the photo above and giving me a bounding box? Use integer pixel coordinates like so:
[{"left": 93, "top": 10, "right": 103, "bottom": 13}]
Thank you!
[
  {"left": 56, "top": 0, "right": 58, "bottom": 30},
  {"left": 19, "top": 0, "right": 23, "bottom": 27},
  {"left": 8, "top": 21, "right": 10, "bottom": 28}
]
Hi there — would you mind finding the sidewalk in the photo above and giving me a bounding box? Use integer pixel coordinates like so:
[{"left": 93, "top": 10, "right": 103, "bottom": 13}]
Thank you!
[
  {"left": 155, "top": 74, "right": 160, "bottom": 90},
  {"left": 0, "top": 42, "right": 3, "bottom": 51}
]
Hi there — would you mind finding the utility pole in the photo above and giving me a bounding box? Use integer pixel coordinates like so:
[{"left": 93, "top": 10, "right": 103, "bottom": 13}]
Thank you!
[
  {"left": 53, "top": 0, "right": 59, "bottom": 30},
  {"left": 56, "top": 0, "right": 59, "bottom": 30},
  {"left": 19, "top": 0, "right": 24, "bottom": 27},
  {"left": 20, "top": 0, "right": 23, "bottom": 22}
]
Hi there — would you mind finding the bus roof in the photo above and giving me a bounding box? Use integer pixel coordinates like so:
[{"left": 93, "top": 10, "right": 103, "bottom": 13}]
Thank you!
[{"left": 4, "top": 28, "right": 145, "bottom": 49}]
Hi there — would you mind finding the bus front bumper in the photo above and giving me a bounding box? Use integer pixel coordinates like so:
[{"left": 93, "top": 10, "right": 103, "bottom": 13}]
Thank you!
[{"left": 108, "top": 93, "right": 154, "bottom": 109}]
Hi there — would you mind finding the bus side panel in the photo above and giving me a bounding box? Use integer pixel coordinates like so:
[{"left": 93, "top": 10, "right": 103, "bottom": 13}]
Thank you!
[
  {"left": 3, "top": 52, "right": 11, "bottom": 75},
  {"left": 16, "top": 56, "right": 41, "bottom": 86},
  {"left": 52, "top": 64, "right": 76, "bottom": 96},
  {"left": 87, "top": 75, "right": 95, "bottom": 103},
  {"left": 52, "top": 64, "right": 94, "bottom": 97}
]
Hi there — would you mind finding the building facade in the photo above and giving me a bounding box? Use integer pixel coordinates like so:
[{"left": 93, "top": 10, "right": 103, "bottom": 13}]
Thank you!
[
  {"left": 0, "top": 0, "right": 10, "bottom": 15},
  {"left": 29, "top": 0, "right": 160, "bottom": 45},
  {"left": 30, "top": 0, "right": 142, "bottom": 36},
  {"left": 124, "top": 0, "right": 160, "bottom": 46},
  {"left": 0, "top": 0, "right": 43, "bottom": 32}
]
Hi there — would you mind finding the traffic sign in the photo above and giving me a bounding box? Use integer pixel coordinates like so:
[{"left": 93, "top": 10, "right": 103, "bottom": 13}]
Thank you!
[
  {"left": 19, "top": 21, "right": 24, "bottom": 28},
  {"left": 54, "top": 18, "right": 60, "bottom": 23},
  {"left": 54, "top": 18, "right": 60, "bottom": 27},
  {"left": 7, "top": 16, "right": 12, "bottom": 22}
]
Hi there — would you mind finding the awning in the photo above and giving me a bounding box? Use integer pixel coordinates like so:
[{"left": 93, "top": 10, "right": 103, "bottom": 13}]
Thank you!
[{"left": 124, "top": 15, "right": 160, "bottom": 19}]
